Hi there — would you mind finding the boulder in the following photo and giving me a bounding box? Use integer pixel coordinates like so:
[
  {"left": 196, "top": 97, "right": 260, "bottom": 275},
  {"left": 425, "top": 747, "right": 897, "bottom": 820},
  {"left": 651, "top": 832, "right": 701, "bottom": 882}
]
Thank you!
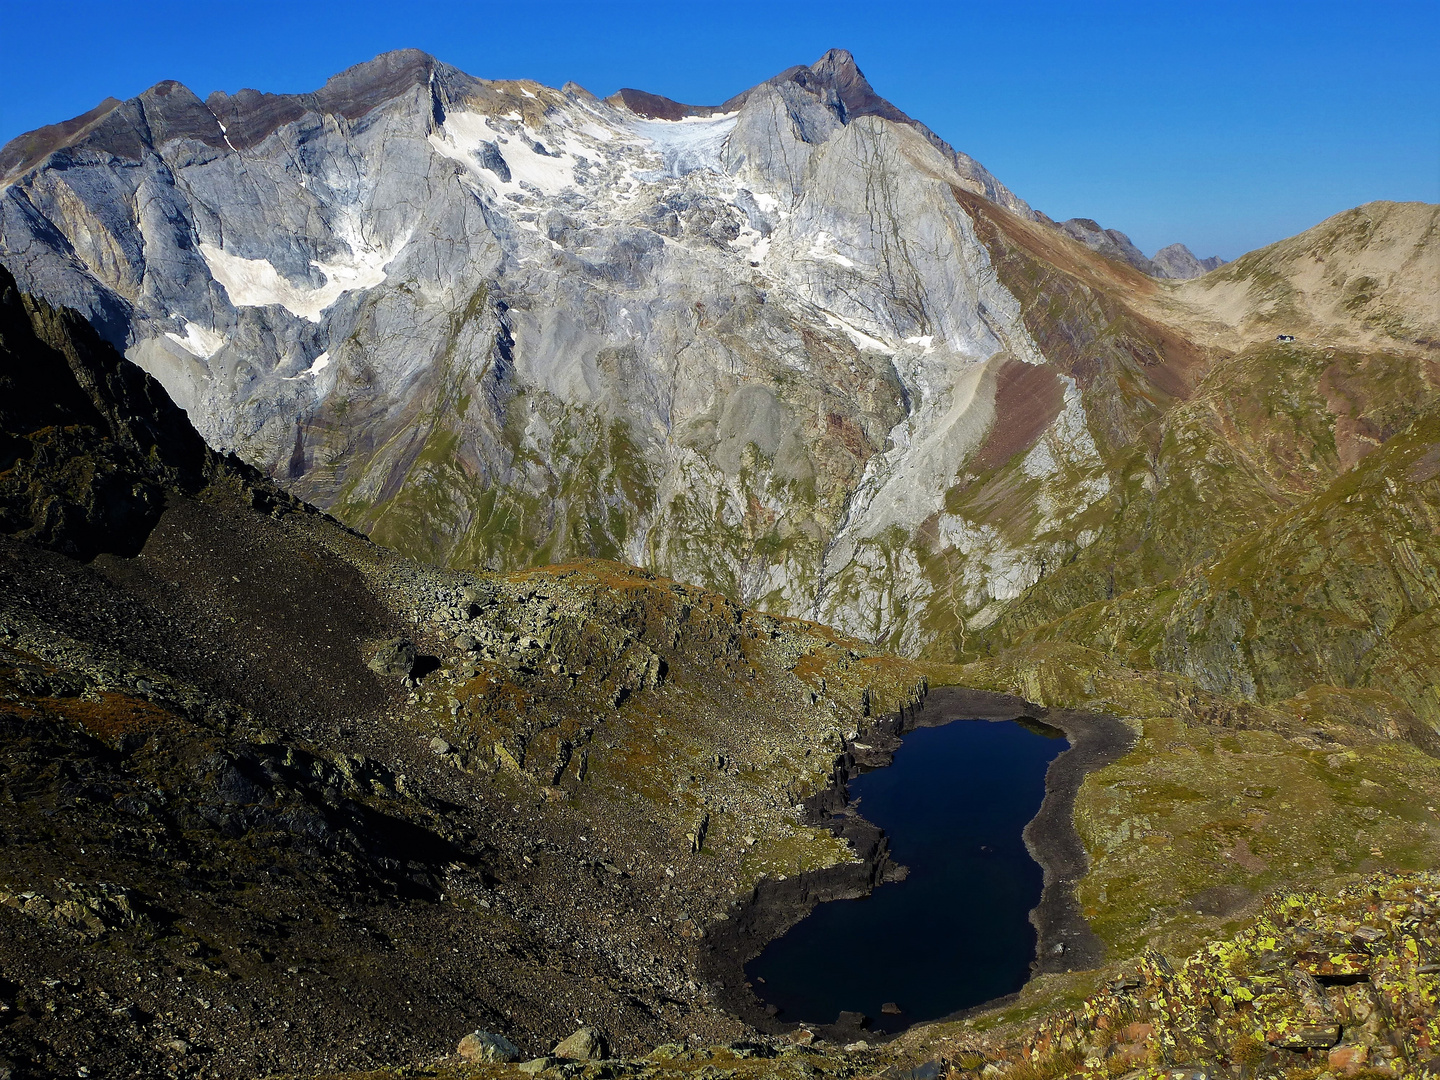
[
  {"left": 368, "top": 638, "right": 416, "bottom": 677},
  {"left": 553, "top": 1025, "right": 607, "bottom": 1060},
  {"left": 457, "top": 1030, "right": 520, "bottom": 1063}
]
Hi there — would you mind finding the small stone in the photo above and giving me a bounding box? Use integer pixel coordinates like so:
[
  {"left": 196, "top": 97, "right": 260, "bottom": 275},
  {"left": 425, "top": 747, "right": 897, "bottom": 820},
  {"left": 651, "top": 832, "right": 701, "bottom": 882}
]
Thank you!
[
  {"left": 787, "top": 1028, "right": 815, "bottom": 1046},
  {"left": 519, "top": 1056, "right": 561, "bottom": 1074},
  {"left": 164, "top": 1039, "right": 190, "bottom": 1055},
  {"left": 429, "top": 736, "right": 452, "bottom": 755},
  {"left": 457, "top": 1030, "right": 520, "bottom": 1063},
  {"left": 881, "top": 1001, "right": 902, "bottom": 1015},
  {"left": 836, "top": 1010, "right": 868, "bottom": 1029},
  {"left": 1296, "top": 951, "right": 1369, "bottom": 977},
  {"left": 454, "top": 633, "right": 477, "bottom": 651},
  {"left": 554, "top": 1025, "right": 607, "bottom": 1060}
]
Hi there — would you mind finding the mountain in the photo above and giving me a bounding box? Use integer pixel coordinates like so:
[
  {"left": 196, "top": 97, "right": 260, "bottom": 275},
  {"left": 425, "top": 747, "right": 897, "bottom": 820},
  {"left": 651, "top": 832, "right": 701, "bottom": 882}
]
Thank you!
[
  {"left": 1151, "top": 241, "right": 1225, "bottom": 278},
  {"left": 0, "top": 49, "right": 1435, "bottom": 667},
  {"left": 0, "top": 47, "right": 1057, "bottom": 648}
]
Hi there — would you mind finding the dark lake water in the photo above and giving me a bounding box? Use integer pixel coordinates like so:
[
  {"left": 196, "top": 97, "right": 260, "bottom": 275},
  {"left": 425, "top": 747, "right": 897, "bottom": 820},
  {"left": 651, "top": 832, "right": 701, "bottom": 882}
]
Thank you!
[{"left": 746, "top": 719, "right": 1066, "bottom": 1029}]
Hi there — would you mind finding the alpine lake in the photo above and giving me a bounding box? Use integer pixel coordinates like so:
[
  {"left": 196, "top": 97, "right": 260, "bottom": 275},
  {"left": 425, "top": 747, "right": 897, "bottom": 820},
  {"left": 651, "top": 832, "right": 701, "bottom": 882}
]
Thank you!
[{"left": 746, "top": 718, "right": 1068, "bottom": 1030}]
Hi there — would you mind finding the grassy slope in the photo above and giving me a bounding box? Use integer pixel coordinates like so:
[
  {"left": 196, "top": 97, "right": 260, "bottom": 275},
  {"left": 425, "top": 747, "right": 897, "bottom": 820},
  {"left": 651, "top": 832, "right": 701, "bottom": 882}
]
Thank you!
[{"left": 999, "top": 397, "right": 1440, "bottom": 731}]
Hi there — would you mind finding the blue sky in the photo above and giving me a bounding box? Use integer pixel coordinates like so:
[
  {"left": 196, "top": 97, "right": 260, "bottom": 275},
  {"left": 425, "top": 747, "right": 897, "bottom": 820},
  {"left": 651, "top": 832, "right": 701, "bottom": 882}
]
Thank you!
[{"left": 2, "top": 0, "right": 1435, "bottom": 259}]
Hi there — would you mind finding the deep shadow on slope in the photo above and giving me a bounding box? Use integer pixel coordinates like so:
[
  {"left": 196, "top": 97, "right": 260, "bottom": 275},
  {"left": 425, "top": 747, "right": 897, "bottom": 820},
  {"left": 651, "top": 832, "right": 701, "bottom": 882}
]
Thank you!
[{"left": 0, "top": 269, "right": 949, "bottom": 1078}]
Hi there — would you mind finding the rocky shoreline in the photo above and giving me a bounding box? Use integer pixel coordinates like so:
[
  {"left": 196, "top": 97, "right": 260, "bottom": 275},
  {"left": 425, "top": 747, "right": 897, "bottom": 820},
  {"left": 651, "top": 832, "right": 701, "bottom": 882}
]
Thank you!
[{"left": 700, "top": 686, "right": 1135, "bottom": 1042}]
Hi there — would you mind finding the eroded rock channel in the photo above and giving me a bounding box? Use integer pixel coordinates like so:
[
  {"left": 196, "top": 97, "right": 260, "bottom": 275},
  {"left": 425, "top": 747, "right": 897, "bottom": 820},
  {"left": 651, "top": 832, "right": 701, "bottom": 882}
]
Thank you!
[{"left": 704, "top": 688, "right": 1135, "bottom": 1040}]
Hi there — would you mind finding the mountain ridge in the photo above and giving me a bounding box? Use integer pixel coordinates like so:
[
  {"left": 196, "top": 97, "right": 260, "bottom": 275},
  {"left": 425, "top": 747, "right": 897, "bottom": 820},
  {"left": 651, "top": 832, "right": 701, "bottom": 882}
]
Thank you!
[{"left": 1, "top": 46, "right": 1208, "bottom": 266}]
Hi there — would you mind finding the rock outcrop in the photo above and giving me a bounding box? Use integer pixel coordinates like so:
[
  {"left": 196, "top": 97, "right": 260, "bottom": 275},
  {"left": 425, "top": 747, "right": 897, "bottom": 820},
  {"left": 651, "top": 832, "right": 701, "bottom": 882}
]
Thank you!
[
  {"left": 0, "top": 264, "right": 210, "bottom": 557},
  {"left": 1052, "top": 218, "right": 1224, "bottom": 279}
]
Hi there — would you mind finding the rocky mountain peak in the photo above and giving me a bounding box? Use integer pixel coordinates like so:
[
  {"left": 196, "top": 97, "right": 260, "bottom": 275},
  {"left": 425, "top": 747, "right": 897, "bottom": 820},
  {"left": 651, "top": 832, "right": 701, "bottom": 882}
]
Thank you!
[
  {"left": 0, "top": 95, "right": 124, "bottom": 184},
  {"left": 0, "top": 49, "right": 460, "bottom": 181},
  {"left": 1151, "top": 242, "right": 1225, "bottom": 279},
  {"left": 203, "top": 48, "right": 464, "bottom": 150},
  {"left": 798, "top": 47, "right": 909, "bottom": 126},
  {"left": 1054, "top": 217, "right": 1161, "bottom": 276},
  {"left": 608, "top": 87, "right": 725, "bottom": 120},
  {"left": 613, "top": 48, "right": 901, "bottom": 124}
]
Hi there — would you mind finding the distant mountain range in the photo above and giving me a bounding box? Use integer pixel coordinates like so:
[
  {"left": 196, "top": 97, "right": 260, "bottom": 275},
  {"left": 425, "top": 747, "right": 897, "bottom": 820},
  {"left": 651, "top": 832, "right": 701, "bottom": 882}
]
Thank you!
[{"left": 1049, "top": 216, "right": 1225, "bottom": 278}]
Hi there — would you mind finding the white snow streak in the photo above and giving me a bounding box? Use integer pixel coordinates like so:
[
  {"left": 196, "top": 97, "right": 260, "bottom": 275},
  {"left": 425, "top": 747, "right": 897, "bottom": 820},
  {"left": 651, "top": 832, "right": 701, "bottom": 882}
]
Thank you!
[
  {"left": 200, "top": 230, "right": 406, "bottom": 322},
  {"left": 164, "top": 318, "right": 226, "bottom": 358},
  {"left": 282, "top": 352, "right": 331, "bottom": 380}
]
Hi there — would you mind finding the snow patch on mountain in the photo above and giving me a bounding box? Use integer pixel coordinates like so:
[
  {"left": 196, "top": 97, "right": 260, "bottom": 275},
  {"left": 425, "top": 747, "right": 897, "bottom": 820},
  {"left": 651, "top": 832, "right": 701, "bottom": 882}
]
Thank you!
[
  {"left": 282, "top": 352, "right": 331, "bottom": 381},
  {"left": 164, "top": 319, "right": 226, "bottom": 359},
  {"left": 428, "top": 111, "right": 579, "bottom": 196},
  {"left": 200, "top": 227, "right": 409, "bottom": 323}
]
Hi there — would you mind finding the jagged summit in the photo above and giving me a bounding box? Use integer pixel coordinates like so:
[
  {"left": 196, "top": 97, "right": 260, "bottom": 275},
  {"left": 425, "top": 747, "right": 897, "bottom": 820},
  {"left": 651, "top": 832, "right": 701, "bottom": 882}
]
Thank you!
[
  {"left": 1152, "top": 242, "right": 1225, "bottom": 278},
  {"left": 0, "top": 95, "right": 124, "bottom": 182},
  {"left": 717, "top": 47, "right": 913, "bottom": 122},
  {"left": 608, "top": 48, "right": 941, "bottom": 126},
  {"left": 0, "top": 49, "right": 481, "bottom": 182},
  {"left": 3, "top": 47, "right": 1035, "bottom": 218},
  {"left": 609, "top": 87, "right": 725, "bottom": 121}
]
